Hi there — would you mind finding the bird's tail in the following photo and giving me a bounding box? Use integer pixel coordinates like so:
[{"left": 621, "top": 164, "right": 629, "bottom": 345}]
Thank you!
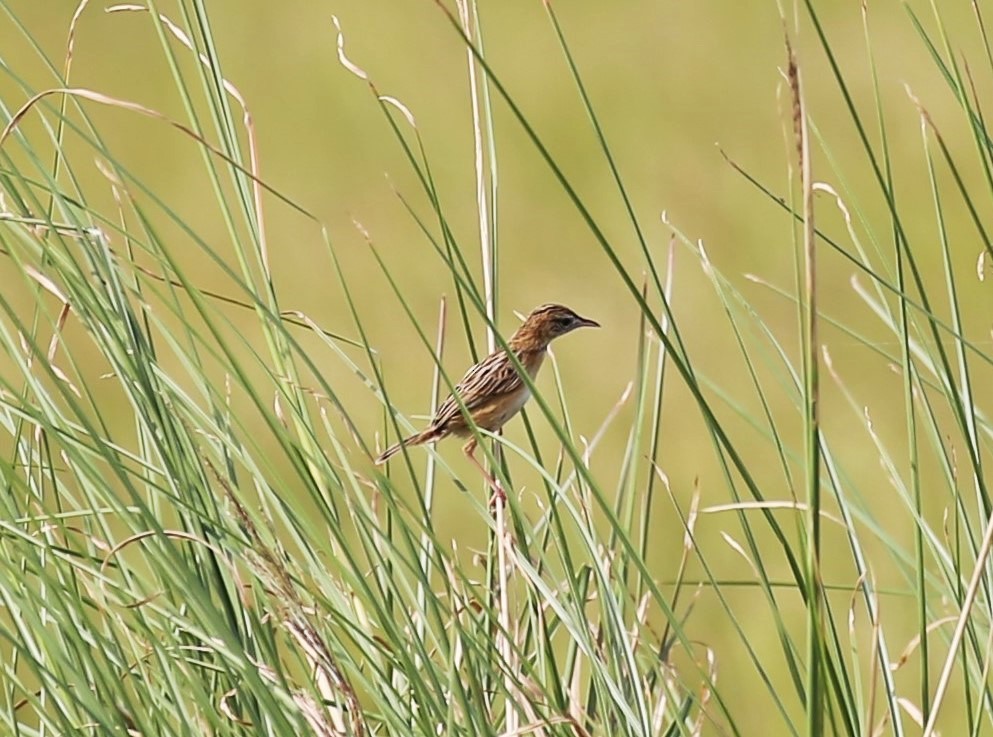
[{"left": 375, "top": 427, "right": 441, "bottom": 465}]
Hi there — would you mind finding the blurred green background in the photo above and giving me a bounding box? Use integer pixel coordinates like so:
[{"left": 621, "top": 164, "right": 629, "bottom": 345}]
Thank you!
[{"left": 3, "top": 0, "right": 993, "bottom": 731}]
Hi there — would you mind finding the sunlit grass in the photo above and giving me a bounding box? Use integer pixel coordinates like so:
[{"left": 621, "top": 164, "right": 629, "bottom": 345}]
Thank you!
[{"left": 0, "top": 1, "right": 990, "bottom": 736}]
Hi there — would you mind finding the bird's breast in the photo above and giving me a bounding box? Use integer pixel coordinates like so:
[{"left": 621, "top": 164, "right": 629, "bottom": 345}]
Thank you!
[
  {"left": 473, "top": 384, "right": 531, "bottom": 431},
  {"left": 458, "top": 348, "right": 546, "bottom": 433},
  {"left": 503, "top": 385, "right": 532, "bottom": 416},
  {"left": 519, "top": 348, "right": 546, "bottom": 378}
]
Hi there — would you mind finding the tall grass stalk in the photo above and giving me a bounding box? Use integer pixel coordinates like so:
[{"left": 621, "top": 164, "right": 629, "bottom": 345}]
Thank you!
[{"left": 0, "top": 2, "right": 991, "bottom": 735}]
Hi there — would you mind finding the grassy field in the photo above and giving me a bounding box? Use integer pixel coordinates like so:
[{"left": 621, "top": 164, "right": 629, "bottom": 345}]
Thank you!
[{"left": 0, "top": 1, "right": 992, "bottom": 734}]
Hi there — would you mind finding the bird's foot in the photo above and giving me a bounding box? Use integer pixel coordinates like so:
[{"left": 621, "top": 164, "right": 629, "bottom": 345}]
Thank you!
[{"left": 488, "top": 482, "right": 507, "bottom": 508}]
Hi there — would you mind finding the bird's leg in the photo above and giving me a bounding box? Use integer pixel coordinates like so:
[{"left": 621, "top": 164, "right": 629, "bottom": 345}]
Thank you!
[{"left": 463, "top": 437, "right": 506, "bottom": 506}]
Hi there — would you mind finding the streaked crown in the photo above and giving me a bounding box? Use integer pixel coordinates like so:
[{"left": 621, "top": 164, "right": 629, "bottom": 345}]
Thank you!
[{"left": 511, "top": 303, "right": 599, "bottom": 348}]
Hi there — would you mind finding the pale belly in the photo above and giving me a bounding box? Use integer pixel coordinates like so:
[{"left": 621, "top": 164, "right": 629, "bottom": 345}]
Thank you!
[
  {"left": 472, "top": 385, "right": 532, "bottom": 432},
  {"left": 447, "top": 349, "right": 544, "bottom": 436},
  {"left": 500, "top": 386, "right": 531, "bottom": 421}
]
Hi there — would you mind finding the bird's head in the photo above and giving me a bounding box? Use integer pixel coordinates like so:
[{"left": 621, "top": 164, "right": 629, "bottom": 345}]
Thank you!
[{"left": 511, "top": 303, "right": 600, "bottom": 349}]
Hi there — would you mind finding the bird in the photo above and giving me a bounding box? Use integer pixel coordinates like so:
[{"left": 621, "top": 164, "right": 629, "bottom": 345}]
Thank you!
[{"left": 375, "top": 303, "right": 599, "bottom": 496}]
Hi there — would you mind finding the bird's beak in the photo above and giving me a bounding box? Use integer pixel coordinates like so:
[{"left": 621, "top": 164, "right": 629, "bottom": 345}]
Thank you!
[{"left": 577, "top": 315, "right": 600, "bottom": 328}]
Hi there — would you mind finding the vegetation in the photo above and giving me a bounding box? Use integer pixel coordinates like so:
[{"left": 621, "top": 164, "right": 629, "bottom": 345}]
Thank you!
[{"left": 0, "top": 1, "right": 990, "bottom": 734}]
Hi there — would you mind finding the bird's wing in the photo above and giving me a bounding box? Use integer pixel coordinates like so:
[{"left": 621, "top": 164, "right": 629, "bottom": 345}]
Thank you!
[{"left": 431, "top": 349, "right": 522, "bottom": 428}]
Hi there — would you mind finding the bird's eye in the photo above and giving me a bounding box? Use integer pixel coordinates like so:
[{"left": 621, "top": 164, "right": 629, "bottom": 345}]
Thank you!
[{"left": 555, "top": 316, "right": 572, "bottom": 327}]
